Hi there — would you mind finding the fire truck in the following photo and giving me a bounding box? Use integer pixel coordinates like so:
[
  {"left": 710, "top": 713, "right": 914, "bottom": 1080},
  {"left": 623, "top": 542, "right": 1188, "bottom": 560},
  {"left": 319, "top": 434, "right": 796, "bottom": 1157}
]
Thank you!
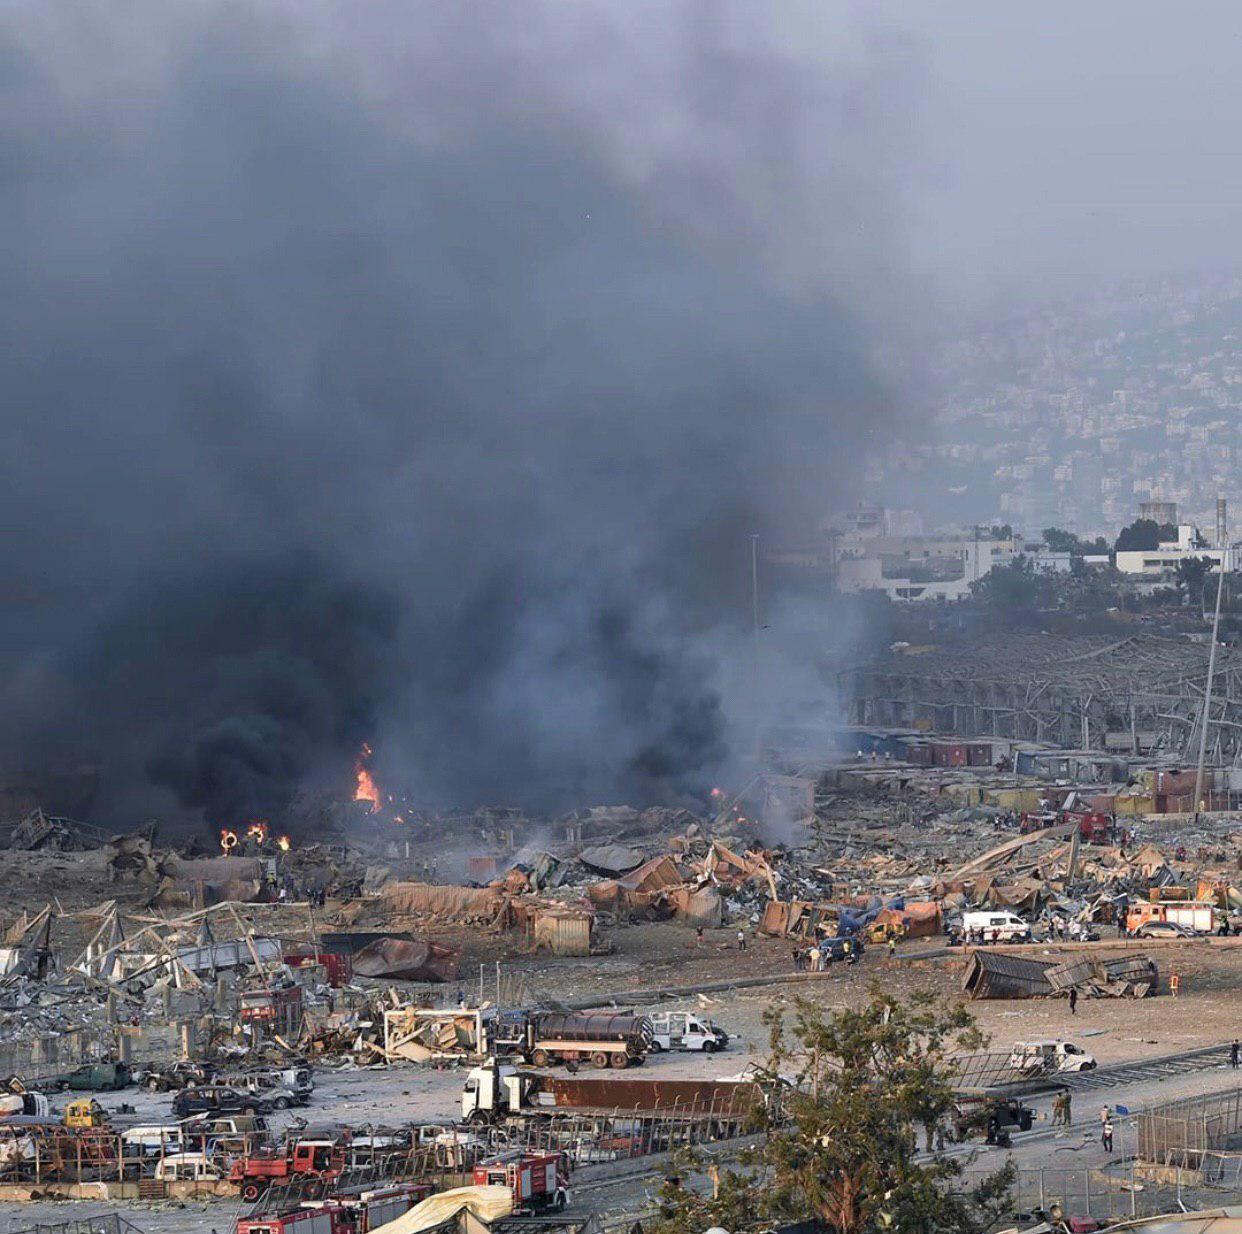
[
  {"left": 229, "top": 1133, "right": 347, "bottom": 1201},
  {"left": 237, "top": 1207, "right": 345, "bottom": 1234},
  {"left": 236, "top": 1182, "right": 432, "bottom": 1234},
  {"left": 472, "top": 1150, "right": 569, "bottom": 1212},
  {"left": 1019, "top": 809, "right": 1115, "bottom": 845},
  {"left": 312, "top": 1181, "right": 434, "bottom": 1231}
]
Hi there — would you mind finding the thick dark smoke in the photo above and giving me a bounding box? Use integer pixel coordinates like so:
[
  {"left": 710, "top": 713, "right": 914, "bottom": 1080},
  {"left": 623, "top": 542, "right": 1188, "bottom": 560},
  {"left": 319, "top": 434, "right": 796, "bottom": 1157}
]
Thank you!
[{"left": 0, "top": 2, "right": 922, "bottom": 826}]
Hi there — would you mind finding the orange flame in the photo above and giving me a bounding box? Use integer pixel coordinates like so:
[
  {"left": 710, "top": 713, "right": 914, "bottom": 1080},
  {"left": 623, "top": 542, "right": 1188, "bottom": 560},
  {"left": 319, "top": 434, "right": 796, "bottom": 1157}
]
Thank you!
[
  {"left": 246, "top": 821, "right": 269, "bottom": 844},
  {"left": 276, "top": 834, "right": 291, "bottom": 853},
  {"left": 220, "top": 828, "right": 239, "bottom": 853},
  {"left": 354, "top": 743, "right": 382, "bottom": 813}
]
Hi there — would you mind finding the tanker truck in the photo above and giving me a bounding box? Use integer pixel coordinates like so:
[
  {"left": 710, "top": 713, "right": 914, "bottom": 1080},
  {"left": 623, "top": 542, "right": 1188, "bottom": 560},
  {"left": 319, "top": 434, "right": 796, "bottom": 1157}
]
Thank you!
[{"left": 518, "top": 1011, "right": 653, "bottom": 1069}]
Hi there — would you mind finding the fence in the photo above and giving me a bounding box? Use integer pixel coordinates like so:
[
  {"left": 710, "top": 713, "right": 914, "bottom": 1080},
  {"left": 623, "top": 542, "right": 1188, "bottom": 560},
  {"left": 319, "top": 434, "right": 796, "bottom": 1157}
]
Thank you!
[
  {"left": 1136, "top": 1086, "right": 1242, "bottom": 1169},
  {"left": 6, "top": 1216, "right": 147, "bottom": 1234},
  {"left": 0, "top": 1029, "right": 117, "bottom": 1087},
  {"left": 0, "top": 1024, "right": 182, "bottom": 1088}
]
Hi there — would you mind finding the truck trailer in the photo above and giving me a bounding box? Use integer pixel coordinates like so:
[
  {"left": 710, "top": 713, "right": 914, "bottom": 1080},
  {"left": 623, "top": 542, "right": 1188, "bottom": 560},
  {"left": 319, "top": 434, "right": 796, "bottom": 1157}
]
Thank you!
[{"left": 462, "top": 1060, "right": 763, "bottom": 1124}]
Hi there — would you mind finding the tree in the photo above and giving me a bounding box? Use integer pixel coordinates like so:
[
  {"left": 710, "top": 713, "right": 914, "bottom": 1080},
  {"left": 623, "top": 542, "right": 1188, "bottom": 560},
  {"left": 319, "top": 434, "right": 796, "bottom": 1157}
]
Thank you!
[
  {"left": 650, "top": 990, "right": 1014, "bottom": 1234},
  {"left": 969, "top": 554, "right": 1041, "bottom": 612},
  {"left": 1115, "top": 518, "right": 1175, "bottom": 553},
  {"left": 1042, "top": 526, "right": 1080, "bottom": 554},
  {"left": 1175, "top": 555, "right": 1214, "bottom": 604},
  {"left": 987, "top": 524, "right": 1013, "bottom": 540}
]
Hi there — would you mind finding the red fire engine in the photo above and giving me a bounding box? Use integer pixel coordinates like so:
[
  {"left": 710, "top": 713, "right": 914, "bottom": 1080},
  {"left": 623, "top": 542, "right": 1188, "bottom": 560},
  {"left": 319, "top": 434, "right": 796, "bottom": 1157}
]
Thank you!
[
  {"left": 1019, "top": 810, "right": 1115, "bottom": 845},
  {"left": 237, "top": 1207, "right": 346, "bottom": 1234},
  {"left": 237, "top": 1182, "right": 432, "bottom": 1234},
  {"left": 473, "top": 1150, "right": 569, "bottom": 1212},
  {"left": 229, "top": 1134, "right": 347, "bottom": 1201}
]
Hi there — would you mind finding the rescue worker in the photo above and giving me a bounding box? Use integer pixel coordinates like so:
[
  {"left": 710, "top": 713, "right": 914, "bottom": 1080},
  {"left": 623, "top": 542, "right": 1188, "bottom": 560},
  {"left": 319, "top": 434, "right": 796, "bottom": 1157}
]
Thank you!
[
  {"left": 736, "top": 929, "right": 746, "bottom": 952},
  {"left": 888, "top": 935, "right": 897, "bottom": 960}
]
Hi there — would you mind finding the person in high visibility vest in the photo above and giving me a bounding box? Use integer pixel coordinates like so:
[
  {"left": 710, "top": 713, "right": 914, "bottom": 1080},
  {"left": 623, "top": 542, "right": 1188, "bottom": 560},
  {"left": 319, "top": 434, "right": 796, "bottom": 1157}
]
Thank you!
[{"left": 1170, "top": 971, "right": 1181, "bottom": 997}]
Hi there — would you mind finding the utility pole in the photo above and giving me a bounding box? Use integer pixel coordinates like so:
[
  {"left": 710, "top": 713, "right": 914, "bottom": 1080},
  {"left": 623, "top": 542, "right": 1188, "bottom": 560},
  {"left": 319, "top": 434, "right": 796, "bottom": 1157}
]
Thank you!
[
  {"left": 751, "top": 533, "right": 762, "bottom": 754},
  {"left": 1194, "top": 540, "right": 1228, "bottom": 816}
]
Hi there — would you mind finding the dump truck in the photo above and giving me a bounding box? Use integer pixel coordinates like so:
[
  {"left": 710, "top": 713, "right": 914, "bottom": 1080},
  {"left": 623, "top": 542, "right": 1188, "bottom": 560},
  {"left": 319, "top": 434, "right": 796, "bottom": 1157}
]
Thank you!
[
  {"left": 462, "top": 1059, "right": 763, "bottom": 1124},
  {"left": 515, "top": 1011, "right": 652, "bottom": 1069}
]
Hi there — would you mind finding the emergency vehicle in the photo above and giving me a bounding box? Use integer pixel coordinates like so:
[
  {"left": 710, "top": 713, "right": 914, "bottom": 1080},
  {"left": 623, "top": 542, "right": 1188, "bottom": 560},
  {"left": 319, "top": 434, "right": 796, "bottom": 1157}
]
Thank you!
[{"left": 472, "top": 1150, "right": 569, "bottom": 1212}]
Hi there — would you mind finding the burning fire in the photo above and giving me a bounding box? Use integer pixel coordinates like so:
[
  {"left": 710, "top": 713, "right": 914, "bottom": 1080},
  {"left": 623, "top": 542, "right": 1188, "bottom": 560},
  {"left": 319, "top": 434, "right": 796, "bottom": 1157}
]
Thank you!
[
  {"left": 246, "top": 821, "right": 269, "bottom": 845},
  {"left": 220, "top": 828, "right": 239, "bottom": 853},
  {"left": 277, "top": 834, "right": 291, "bottom": 853},
  {"left": 354, "top": 743, "right": 382, "bottom": 813}
]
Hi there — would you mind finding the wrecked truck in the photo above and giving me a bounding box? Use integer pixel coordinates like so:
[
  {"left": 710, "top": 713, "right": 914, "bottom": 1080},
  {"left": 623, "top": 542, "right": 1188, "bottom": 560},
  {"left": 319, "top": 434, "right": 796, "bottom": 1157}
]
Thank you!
[{"left": 462, "top": 1059, "right": 764, "bottom": 1126}]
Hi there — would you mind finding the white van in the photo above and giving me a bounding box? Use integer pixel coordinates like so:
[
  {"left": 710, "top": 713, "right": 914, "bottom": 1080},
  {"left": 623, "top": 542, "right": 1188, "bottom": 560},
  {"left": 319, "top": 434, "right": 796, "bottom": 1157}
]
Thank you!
[
  {"left": 154, "top": 1152, "right": 222, "bottom": 1182},
  {"left": 649, "top": 1011, "right": 729, "bottom": 1053},
  {"left": 1008, "top": 1040, "right": 1097, "bottom": 1074},
  {"left": 121, "top": 1125, "right": 186, "bottom": 1156},
  {"left": 962, "top": 911, "right": 1032, "bottom": 943}
]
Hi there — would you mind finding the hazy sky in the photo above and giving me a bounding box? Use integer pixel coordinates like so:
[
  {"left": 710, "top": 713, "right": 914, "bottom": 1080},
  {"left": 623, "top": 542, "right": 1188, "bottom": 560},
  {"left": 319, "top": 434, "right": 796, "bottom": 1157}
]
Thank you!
[{"left": 888, "top": 1, "right": 1242, "bottom": 306}]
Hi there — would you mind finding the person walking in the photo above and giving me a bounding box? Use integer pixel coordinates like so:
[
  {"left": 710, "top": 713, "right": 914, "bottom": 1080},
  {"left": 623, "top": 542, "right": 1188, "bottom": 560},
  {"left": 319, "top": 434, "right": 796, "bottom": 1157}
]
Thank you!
[
  {"left": 1231, "top": 1038, "right": 1239, "bottom": 1069},
  {"left": 791, "top": 947, "right": 802, "bottom": 972},
  {"left": 736, "top": 929, "right": 746, "bottom": 952},
  {"left": 888, "top": 935, "right": 897, "bottom": 960},
  {"left": 1101, "top": 1116, "right": 1114, "bottom": 1154},
  {"left": 1170, "top": 971, "right": 1181, "bottom": 998},
  {"left": 1068, "top": 987, "right": 1078, "bottom": 1015},
  {"left": 1063, "top": 1091, "right": 1072, "bottom": 1126},
  {"left": 1052, "top": 1093, "right": 1066, "bottom": 1127}
]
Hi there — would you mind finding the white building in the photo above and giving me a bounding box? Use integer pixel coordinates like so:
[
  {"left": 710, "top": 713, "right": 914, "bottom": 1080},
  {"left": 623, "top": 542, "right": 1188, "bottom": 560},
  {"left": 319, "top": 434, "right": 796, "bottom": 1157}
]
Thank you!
[{"left": 834, "top": 534, "right": 1018, "bottom": 602}]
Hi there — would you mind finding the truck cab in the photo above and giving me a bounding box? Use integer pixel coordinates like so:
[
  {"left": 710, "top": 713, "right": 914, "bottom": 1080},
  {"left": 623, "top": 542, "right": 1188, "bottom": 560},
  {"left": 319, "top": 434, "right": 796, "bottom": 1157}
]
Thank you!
[
  {"left": 462, "top": 1061, "right": 528, "bottom": 1122},
  {"left": 649, "top": 1012, "right": 728, "bottom": 1053}
]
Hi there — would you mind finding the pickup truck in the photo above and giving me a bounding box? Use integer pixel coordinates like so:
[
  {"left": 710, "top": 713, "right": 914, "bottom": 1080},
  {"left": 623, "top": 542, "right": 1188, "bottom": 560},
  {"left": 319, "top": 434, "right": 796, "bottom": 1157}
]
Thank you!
[{"left": 55, "top": 1062, "right": 132, "bottom": 1092}]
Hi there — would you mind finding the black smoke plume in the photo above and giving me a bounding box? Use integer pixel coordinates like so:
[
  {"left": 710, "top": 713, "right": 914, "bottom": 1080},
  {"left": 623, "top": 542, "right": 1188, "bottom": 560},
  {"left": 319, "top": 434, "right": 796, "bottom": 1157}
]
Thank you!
[{"left": 0, "top": 2, "right": 920, "bottom": 826}]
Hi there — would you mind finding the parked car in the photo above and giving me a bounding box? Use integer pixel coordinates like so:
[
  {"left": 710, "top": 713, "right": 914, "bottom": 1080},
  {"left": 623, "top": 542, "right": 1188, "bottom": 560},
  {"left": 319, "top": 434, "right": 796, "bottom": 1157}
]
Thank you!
[
  {"left": 172, "top": 1085, "right": 264, "bottom": 1118},
  {"left": 134, "top": 1062, "right": 215, "bottom": 1093},
  {"left": 179, "top": 1114, "right": 272, "bottom": 1157},
  {"left": 1135, "top": 921, "right": 1199, "bottom": 939},
  {"left": 217, "top": 1073, "right": 306, "bottom": 1110},
  {"left": 55, "top": 1062, "right": 132, "bottom": 1092}
]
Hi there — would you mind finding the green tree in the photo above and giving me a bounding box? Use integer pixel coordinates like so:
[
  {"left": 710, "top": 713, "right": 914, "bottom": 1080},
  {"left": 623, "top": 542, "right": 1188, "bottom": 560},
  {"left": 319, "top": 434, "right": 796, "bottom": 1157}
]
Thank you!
[
  {"left": 1115, "top": 518, "right": 1175, "bottom": 552},
  {"left": 1175, "top": 555, "right": 1214, "bottom": 603},
  {"left": 969, "top": 554, "right": 1041, "bottom": 611},
  {"left": 1042, "top": 526, "right": 1080, "bottom": 554},
  {"left": 650, "top": 990, "right": 1014, "bottom": 1234}
]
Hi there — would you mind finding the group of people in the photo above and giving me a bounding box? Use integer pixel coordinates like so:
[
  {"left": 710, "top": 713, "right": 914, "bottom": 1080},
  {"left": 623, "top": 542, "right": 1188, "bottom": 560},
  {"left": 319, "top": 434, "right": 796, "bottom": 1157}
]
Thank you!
[
  {"left": 265, "top": 873, "right": 328, "bottom": 906},
  {"left": 790, "top": 937, "right": 862, "bottom": 970}
]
